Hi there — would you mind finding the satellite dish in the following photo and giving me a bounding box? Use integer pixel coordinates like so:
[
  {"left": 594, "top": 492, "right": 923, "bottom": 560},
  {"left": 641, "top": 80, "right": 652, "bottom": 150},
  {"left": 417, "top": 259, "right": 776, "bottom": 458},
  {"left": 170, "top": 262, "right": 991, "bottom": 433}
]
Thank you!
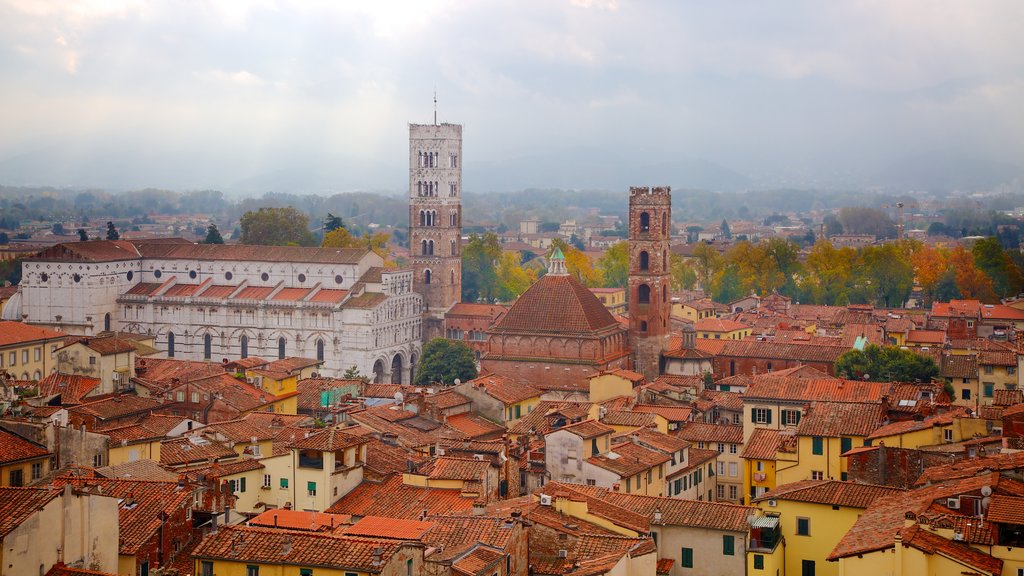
[
  {"left": 981, "top": 485, "right": 992, "bottom": 497},
  {"left": 454, "top": 379, "right": 461, "bottom": 385},
  {"left": 394, "top": 391, "right": 404, "bottom": 404}
]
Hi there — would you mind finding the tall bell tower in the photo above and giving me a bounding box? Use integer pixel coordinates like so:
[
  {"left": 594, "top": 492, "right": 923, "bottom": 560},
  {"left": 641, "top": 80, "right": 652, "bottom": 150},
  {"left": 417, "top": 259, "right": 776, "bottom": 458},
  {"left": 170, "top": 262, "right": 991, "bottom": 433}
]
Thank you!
[
  {"left": 409, "top": 121, "right": 463, "bottom": 340},
  {"left": 628, "top": 186, "right": 672, "bottom": 380}
]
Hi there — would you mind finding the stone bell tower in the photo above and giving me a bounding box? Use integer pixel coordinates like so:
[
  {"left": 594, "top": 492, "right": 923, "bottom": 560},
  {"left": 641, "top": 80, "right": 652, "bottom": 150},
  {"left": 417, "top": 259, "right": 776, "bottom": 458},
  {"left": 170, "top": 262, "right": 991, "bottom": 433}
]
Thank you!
[{"left": 628, "top": 186, "right": 672, "bottom": 380}]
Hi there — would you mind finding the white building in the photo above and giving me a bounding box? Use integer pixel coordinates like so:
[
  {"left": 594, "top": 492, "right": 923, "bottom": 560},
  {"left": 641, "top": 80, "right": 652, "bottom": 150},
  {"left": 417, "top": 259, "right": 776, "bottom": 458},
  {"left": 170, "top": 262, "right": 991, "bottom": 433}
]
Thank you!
[{"left": 10, "top": 240, "right": 423, "bottom": 383}]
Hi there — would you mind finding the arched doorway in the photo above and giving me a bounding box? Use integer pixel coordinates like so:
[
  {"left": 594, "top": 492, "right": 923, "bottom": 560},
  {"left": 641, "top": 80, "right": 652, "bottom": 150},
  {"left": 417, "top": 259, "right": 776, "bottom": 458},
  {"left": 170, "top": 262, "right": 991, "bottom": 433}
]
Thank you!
[
  {"left": 391, "top": 354, "right": 404, "bottom": 384},
  {"left": 372, "top": 360, "right": 385, "bottom": 383}
]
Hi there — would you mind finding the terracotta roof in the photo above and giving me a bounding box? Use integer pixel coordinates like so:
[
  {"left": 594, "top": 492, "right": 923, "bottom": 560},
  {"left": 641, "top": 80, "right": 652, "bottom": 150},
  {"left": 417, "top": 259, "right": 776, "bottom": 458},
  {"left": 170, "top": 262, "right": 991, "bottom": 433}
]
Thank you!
[
  {"left": 419, "top": 456, "right": 489, "bottom": 481},
  {"left": 29, "top": 239, "right": 145, "bottom": 262},
  {"left": 37, "top": 373, "right": 101, "bottom": 404},
  {"left": 698, "top": 389, "right": 745, "bottom": 411},
  {"left": 755, "top": 480, "right": 904, "bottom": 508},
  {"left": 900, "top": 524, "right": 1003, "bottom": 575},
  {"left": 797, "top": 401, "right": 885, "bottom": 438},
  {"left": 364, "top": 438, "right": 427, "bottom": 478},
  {"left": 0, "top": 487, "right": 61, "bottom": 538},
  {"left": 546, "top": 482, "right": 754, "bottom": 532},
  {"left": 451, "top": 546, "right": 503, "bottom": 576},
  {"left": 867, "top": 408, "right": 968, "bottom": 439},
  {"left": 421, "top": 515, "right": 518, "bottom": 563},
  {"left": 993, "top": 389, "right": 1024, "bottom": 407},
  {"left": 70, "top": 394, "right": 163, "bottom": 422},
  {"left": 490, "top": 273, "right": 621, "bottom": 335},
  {"left": 444, "top": 412, "right": 505, "bottom": 438},
  {"left": 601, "top": 410, "right": 658, "bottom": 428},
  {"left": 199, "top": 418, "right": 276, "bottom": 442},
  {"left": 0, "top": 320, "right": 66, "bottom": 346},
  {"left": 95, "top": 459, "right": 178, "bottom": 481},
  {"left": 136, "top": 241, "right": 369, "bottom": 265},
  {"left": 613, "top": 428, "right": 690, "bottom": 453},
  {"left": 425, "top": 389, "right": 472, "bottom": 410},
  {"left": 162, "top": 283, "right": 202, "bottom": 297},
  {"left": 907, "top": 329, "right": 946, "bottom": 344},
  {"left": 272, "top": 287, "right": 312, "bottom": 301},
  {"left": 0, "top": 427, "right": 51, "bottom": 464},
  {"left": 587, "top": 441, "right": 671, "bottom": 477},
  {"left": 717, "top": 340, "right": 850, "bottom": 363},
  {"left": 446, "top": 302, "right": 508, "bottom": 318},
  {"left": 506, "top": 401, "right": 594, "bottom": 436},
  {"left": 675, "top": 422, "right": 744, "bottom": 444},
  {"left": 233, "top": 285, "right": 274, "bottom": 300},
  {"left": 656, "top": 558, "right": 674, "bottom": 575},
  {"left": 694, "top": 317, "right": 750, "bottom": 332},
  {"left": 249, "top": 509, "right": 351, "bottom": 531},
  {"left": 179, "top": 458, "right": 265, "bottom": 479},
  {"left": 327, "top": 474, "right": 475, "bottom": 518},
  {"left": 741, "top": 428, "right": 789, "bottom": 460},
  {"left": 290, "top": 427, "right": 368, "bottom": 452},
  {"left": 978, "top": 350, "right": 1016, "bottom": 366},
  {"left": 308, "top": 288, "right": 348, "bottom": 303},
  {"left": 745, "top": 376, "right": 913, "bottom": 404},
  {"left": 52, "top": 477, "right": 193, "bottom": 554},
  {"left": 198, "top": 284, "right": 237, "bottom": 298},
  {"left": 464, "top": 374, "right": 542, "bottom": 404},
  {"left": 343, "top": 292, "right": 388, "bottom": 309},
  {"left": 159, "top": 436, "right": 236, "bottom": 466},
  {"left": 62, "top": 334, "right": 136, "bottom": 355},
  {"left": 941, "top": 354, "right": 978, "bottom": 379},
  {"left": 554, "top": 419, "right": 614, "bottom": 439},
  {"left": 829, "top": 473, "right": 1024, "bottom": 561},
  {"left": 192, "top": 525, "right": 409, "bottom": 573},
  {"left": 915, "top": 451, "right": 1024, "bottom": 485},
  {"left": 632, "top": 404, "right": 693, "bottom": 422},
  {"left": 343, "top": 515, "right": 435, "bottom": 540},
  {"left": 694, "top": 337, "right": 728, "bottom": 355},
  {"left": 987, "top": 494, "right": 1024, "bottom": 525},
  {"left": 45, "top": 564, "right": 120, "bottom": 576}
]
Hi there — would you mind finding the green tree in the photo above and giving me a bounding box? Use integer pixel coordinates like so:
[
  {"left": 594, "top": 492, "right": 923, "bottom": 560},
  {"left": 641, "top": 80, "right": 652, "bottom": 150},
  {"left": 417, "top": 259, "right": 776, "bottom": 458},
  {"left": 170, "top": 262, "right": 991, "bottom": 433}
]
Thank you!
[
  {"left": 837, "top": 207, "right": 897, "bottom": 238},
  {"left": 972, "top": 237, "right": 1024, "bottom": 298},
  {"left": 495, "top": 251, "right": 536, "bottom": 302},
  {"left": 239, "top": 207, "right": 316, "bottom": 246},
  {"left": 77, "top": 228, "right": 88, "bottom": 242},
  {"left": 691, "top": 242, "right": 723, "bottom": 291},
  {"left": 711, "top": 264, "right": 744, "bottom": 303},
  {"left": 414, "top": 338, "right": 478, "bottom": 385},
  {"left": 669, "top": 253, "right": 697, "bottom": 291},
  {"left": 52, "top": 223, "right": 65, "bottom": 235},
  {"left": 204, "top": 224, "right": 225, "bottom": 244},
  {"left": 859, "top": 243, "right": 914, "bottom": 307},
  {"left": 823, "top": 214, "right": 843, "bottom": 236},
  {"left": 835, "top": 344, "right": 939, "bottom": 383},
  {"left": 106, "top": 221, "right": 119, "bottom": 241},
  {"left": 462, "top": 233, "right": 502, "bottom": 302},
  {"left": 343, "top": 366, "right": 371, "bottom": 383},
  {"left": 0, "top": 232, "right": 8, "bottom": 245},
  {"left": 322, "top": 228, "right": 392, "bottom": 263},
  {"left": 597, "top": 241, "right": 629, "bottom": 288},
  {"left": 324, "top": 213, "right": 345, "bottom": 233},
  {"left": 720, "top": 219, "right": 732, "bottom": 239}
]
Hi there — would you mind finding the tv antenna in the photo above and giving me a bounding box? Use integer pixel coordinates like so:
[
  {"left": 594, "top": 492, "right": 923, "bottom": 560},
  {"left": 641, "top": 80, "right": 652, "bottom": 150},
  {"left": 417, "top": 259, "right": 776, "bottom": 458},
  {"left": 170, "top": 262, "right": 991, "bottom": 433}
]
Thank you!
[{"left": 433, "top": 90, "right": 438, "bottom": 125}]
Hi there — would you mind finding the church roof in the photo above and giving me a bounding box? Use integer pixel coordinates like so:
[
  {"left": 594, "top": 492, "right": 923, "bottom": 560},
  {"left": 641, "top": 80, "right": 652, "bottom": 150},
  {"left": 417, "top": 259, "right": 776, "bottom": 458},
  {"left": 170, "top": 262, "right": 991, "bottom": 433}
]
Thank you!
[{"left": 490, "top": 273, "right": 620, "bottom": 336}]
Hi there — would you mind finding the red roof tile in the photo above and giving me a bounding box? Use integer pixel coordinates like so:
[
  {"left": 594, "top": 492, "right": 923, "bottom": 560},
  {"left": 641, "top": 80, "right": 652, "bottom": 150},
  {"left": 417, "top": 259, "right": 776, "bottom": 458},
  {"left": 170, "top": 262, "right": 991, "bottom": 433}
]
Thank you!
[
  {"left": 491, "top": 273, "right": 621, "bottom": 335},
  {"left": 159, "top": 436, "right": 236, "bottom": 466},
  {"left": 554, "top": 419, "right": 614, "bottom": 439},
  {"left": 0, "top": 487, "right": 60, "bottom": 538},
  {"left": 308, "top": 288, "right": 348, "bottom": 303},
  {"left": 249, "top": 509, "right": 351, "bottom": 531},
  {"left": 444, "top": 412, "right": 505, "bottom": 438},
  {"left": 675, "top": 422, "right": 744, "bottom": 444},
  {"left": 198, "top": 284, "right": 237, "bottom": 298},
  {"left": 272, "top": 287, "right": 312, "bottom": 301},
  {"left": 797, "top": 402, "right": 886, "bottom": 438},
  {"left": 326, "top": 474, "right": 475, "bottom": 518},
  {"left": 290, "top": 427, "right": 368, "bottom": 452},
  {"left": 123, "top": 282, "right": 161, "bottom": 296},
  {"left": 464, "top": 374, "right": 542, "bottom": 404},
  {"left": 343, "top": 515, "right": 435, "bottom": 540},
  {"left": 632, "top": 404, "right": 694, "bottom": 422},
  {"left": 900, "top": 524, "right": 1003, "bottom": 575},
  {"left": 37, "top": 373, "right": 101, "bottom": 404},
  {"left": 0, "top": 320, "right": 66, "bottom": 347},
  {"left": 232, "top": 286, "right": 274, "bottom": 300},
  {"left": 741, "top": 428, "right": 791, "bottom": 460},
  {"left": 756, "top": 479, "right": 904, "bottom": 508},
  {"left": 162, "top": 283, "right": 202, "bottom": 297},
  {"left": 587, "top": 441, "right": 671, "bottom": 477}
]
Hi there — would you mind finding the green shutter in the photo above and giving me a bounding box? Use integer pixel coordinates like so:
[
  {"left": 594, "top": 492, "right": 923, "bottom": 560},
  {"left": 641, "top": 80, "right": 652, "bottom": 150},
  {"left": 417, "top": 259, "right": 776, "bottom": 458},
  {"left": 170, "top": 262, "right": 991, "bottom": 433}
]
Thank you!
[
  {"left": 812, "top": 437, "right": 823, "bottom": 455},
  {"left": 307, "top": 481, "right": 316, "bottom": 492},
  {"left": 681, "top": 547, "right": 693, "bottom": 568},
  {"left": 751, "top": 410, "right": 757, "bottom": 423},
  {"left": 765, "top": 410, "right": 772, "bottom": 424},
  {"left": 841, "top": 437, "right": 852, "bottom": 453},
  {"left": 754, "top": 554, "right": 764, "bottom": 570},
  {"left": 280, "top": 478, "right": 288, "bottom": 488},
  {"left": 723, "top": 534, "right": 734, "bottom": 555}
]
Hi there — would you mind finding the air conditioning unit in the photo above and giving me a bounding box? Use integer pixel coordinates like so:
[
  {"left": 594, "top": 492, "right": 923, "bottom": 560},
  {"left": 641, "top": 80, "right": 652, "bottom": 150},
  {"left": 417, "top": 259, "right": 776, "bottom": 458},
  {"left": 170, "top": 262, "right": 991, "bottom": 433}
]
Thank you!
[
  {"left": 767, "top": 499, "right": 777, "bottom": 507},
  {"left": 540, "top": 494, "right": 553, "bottom": 506},
  {"left": 112, "top": 372, "right": 122, "bottom": 384},
  {"left": 947, "top": 497, "right": 960, "bottom": 509}
]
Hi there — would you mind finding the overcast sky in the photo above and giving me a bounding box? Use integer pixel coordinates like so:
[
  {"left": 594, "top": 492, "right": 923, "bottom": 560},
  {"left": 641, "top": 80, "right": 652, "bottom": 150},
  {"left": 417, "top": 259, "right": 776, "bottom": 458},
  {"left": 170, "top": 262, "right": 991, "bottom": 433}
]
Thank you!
[{"left": 1, "top": 0, "right": 1022, "bottom": 193}]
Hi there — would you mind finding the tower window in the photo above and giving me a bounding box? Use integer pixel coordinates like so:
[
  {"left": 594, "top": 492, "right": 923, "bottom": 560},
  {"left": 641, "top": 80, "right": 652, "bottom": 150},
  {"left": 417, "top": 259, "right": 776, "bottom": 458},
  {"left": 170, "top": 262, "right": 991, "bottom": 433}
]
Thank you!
[
  {"left": 424, "top": 270, "right": 432, "bottom": 285},
  {"left": 640, "top": 212, "right": 650, "bottom": 232},
  {"left": 278, "top": 337, "right": 286, "bottom": 359},
  {"left": 203, "top": 333, "right": 212, "bottom": 360},
  {"left": 639, "top": 251, "right": 649, "bottom": 271},
  {"left": 640, "top": 321, "right": 648, "bottom": 333},
  {"left": 638, "top": 284, "right": 651, "bottom": 304},
  {"left": 240, "top": 335, "right": 248, "bottom": 359},
  {"left": 316, "top": 338, "right": 325, "bottom": 362},
  {"left": 167, "top": 332, "right": 175, "bottom": 358}
]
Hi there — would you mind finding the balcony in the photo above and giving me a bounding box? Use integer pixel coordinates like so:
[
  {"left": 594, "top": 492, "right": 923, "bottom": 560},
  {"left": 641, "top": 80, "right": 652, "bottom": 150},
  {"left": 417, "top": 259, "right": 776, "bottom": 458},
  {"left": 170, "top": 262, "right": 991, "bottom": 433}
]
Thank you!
[{"left": 748, "top": 516, "right": 781, "bottom": 552}]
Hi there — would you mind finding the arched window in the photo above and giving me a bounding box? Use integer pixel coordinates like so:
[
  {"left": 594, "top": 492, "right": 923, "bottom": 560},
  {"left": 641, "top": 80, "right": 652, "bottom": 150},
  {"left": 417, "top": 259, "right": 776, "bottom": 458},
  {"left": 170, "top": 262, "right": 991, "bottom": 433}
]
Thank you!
[
  {"left": 638, "top": 284, "right": 651, "bottom": 304},
  {"left": 662, "top": 212, "right": 667, "bottom": 233},
  {"left": 167, "top": 332, "right": 175, "bottom": 358},
  {"left": 639, "top": 251, "right": 649, "bottom": 271},
  {"left": 240, "top": 335, "right": 248, "bottom": 359},
  {"left": 450, "top": 239, "right": 456, "bottom": 255},
  {"left": 203, "top": 333, "right": 212, "bottom": 360},
  {"left": 417, "top": 181, "right": 423, "bottom": 196},
  {"left": 391, "top": 355, "right": 403, "bottom": 384},
  {"left": 663, "top": 284, "right": 668, "bottom": 302},
  {"left": 103, "top": 313, "right": 111, "bottom": 332},
  {"left": 278, "top": 337, "right": 286, "bottom": 360},
  {"left": 640, "top": 321, "right": 648, "bottom": 333},
  {"left": 422, "top": 239, "right": 428, "bottom": 255},
  {"left": 450, "top": 268, "right": 456, "bottom": 284},
  {"left": 428, "top": 240, "right": 434, "bottom": 255},
  {"left": 419, "top": 211, "right": 425, "bottom": 226},
  {"left": 316, "top": 338, "right": 325, "bottom": 362},
  {"left": 424, "top": 270, "right": 432, "bottom": 285},
  {"left": 640, "top": 212, "right": 650, "bottom": 232}
]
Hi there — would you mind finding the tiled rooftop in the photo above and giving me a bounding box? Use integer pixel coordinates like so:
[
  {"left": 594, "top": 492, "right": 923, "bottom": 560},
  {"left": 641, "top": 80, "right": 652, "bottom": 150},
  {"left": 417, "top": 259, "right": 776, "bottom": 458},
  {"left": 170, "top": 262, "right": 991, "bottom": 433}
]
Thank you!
[
  {"left": 326, "top": 474, "right": 475, "bottom": 518},
  {"left": 756, "top": 479, "right": 904, "bottom": 508}
]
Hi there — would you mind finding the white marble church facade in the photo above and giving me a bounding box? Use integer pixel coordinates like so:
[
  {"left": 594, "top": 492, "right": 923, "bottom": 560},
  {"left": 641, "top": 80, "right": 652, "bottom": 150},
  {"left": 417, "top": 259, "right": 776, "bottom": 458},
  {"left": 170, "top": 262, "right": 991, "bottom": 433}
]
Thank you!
[{"left": 11, "top": 240, "right": 423, "bottom": 383}]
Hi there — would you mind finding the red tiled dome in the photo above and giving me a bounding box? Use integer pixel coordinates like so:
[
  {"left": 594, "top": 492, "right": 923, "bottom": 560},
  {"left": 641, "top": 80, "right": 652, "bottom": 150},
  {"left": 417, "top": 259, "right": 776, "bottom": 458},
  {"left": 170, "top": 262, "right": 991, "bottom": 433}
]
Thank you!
[{"left": 491, "top": 273, "right": 619, "bottom": 335}]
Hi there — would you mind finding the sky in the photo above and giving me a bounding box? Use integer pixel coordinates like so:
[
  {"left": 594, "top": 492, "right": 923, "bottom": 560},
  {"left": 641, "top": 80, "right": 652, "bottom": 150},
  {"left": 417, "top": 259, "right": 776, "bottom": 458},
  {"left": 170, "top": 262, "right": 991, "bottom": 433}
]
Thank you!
[{"left": 0, "top": 0, "right": 1022, "bottom": 193}]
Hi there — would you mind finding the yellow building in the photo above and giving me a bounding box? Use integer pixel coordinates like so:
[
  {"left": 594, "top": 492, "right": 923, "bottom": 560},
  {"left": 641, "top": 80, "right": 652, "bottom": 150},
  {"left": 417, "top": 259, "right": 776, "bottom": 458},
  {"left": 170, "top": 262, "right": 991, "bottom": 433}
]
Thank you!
[
  {"left": 672, "top": 298, "right": 723, "bottom": 323},
  {"left": 741, "top": 428, "right": 795, "bottom": 503},
  {"left": 978, "top": 349, "right": 1017, "bottom": 405},
  {"left": 586, "top": 440, "right": 670, "bottom": 497},
  {"left": 589, "top": 287, "right": 627, "bottom": 314},
  {"left": 0, "top": 427, "right": 51, "bottom": 487},
  {"left": 942, "top": 354, "right": 980, "bottom": 409},
  {"left": 56, "top": 333, "right": 139, "bottom": 395},
  {"left": 866, "top": 410, "right": 989, "bottom": 449},
  {"left": 0, "top": 320, "right": 66, "bottom": 381},
  {"left": 694, "top": 317, "right": 752, "bottom": 340},
  {"left": 588, "top": 369, "right": 644, "bottom": 404},
  {"left": 751, "top": 480, "right": 905, "bottom": 576},
  {"left": 776, "top": 402, "right": 885, "bottom": 485},
  {"left": 455, "top": 374, "right": 542, "bottom": 426}
]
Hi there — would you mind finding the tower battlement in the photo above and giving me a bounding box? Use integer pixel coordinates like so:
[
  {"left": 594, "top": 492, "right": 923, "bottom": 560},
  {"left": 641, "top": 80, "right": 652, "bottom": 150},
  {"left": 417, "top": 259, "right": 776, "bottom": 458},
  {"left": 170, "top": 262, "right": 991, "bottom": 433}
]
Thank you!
[{"left": 629, "top": 186, "right": 671, "bottom": 197}]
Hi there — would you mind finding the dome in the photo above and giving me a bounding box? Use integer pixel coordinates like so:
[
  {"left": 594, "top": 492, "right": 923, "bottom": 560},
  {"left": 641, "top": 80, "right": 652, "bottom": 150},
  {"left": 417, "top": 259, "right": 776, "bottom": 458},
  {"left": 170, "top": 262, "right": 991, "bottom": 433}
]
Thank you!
[{"left": 490, "top": 273, "right": 620, "bottom": 335}]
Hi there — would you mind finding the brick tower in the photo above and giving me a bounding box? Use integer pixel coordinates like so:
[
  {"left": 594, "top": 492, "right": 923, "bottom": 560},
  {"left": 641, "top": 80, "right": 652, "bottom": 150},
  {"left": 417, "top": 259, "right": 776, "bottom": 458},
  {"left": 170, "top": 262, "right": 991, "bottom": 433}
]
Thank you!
[
  {"left": 628, "top": 186, "right": 672, "bottom": 380},
  {"left": 409, "top": 122, "right": 463, "bottom": 339}
]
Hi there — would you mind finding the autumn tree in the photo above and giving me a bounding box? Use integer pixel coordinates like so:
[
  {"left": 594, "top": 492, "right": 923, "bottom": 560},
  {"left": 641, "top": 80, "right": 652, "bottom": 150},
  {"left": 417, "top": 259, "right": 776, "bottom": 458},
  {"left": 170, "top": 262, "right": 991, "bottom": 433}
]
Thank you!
[
  {"left": 322, "top": 227, "right": 391, "bottom": 263},
  {"left": 462, "top": 233, "right": 502, "bottom": 303},
  {"left": 950, "top": 245, "right": 997, "bottom": 302},
  {"left": 691, "top": 242, "right": 723, "bottom": 291},
  {"left": 495, "top": 251, "right": 537, "bottom": 301},
  {"left": 597, "top": 241, "right": 629, "bottom": 288},
  {"left": 972, "top": 237, "right": 1024, "bottom": 298},
  {"left": 239, "top": 207, "right": 316, "bottom": 246},
  {"left": 669, "top": 253, "right": 697, "bottom": 291},
  {"left": 910, "top": 244, "right": 948, "bottom": 306},
  {"left": 799, "top": 240, "right": 858, "bottom": 305},
  {"left": 414, "top": 338, "right": 478, "bottom": 385},
  {"left": 551, "top": 238, "right": 602, "bottom": 287}
]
